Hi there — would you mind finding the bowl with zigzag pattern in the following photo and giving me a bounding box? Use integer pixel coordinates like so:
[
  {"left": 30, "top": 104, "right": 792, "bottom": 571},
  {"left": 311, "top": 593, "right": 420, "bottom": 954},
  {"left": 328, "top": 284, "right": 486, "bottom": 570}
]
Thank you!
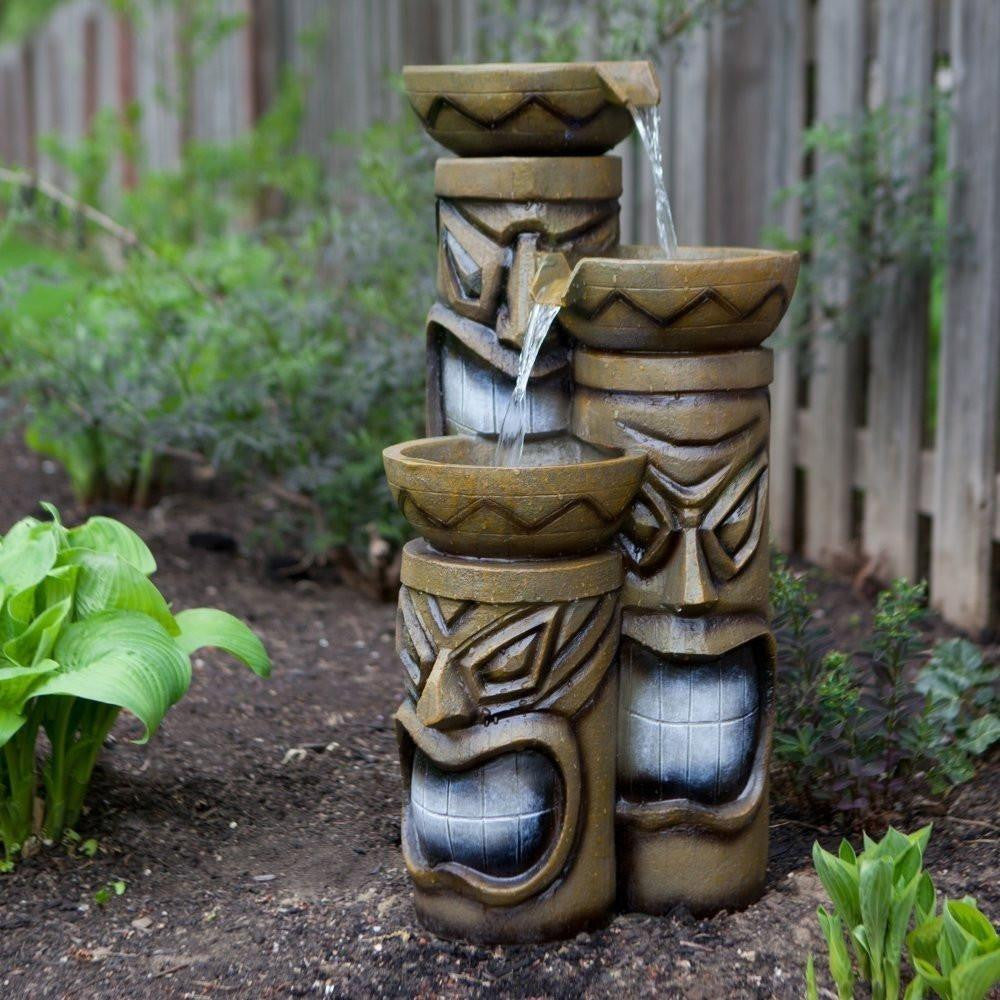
[
  {"left": 383, "top": 435, "right": 646, "bottom": 559},
  {"left": 403, "top": 62, "right": 658, "bottom": 157},
  {"left": 557, "top": 246, "right": 799, "bottom": 352}
]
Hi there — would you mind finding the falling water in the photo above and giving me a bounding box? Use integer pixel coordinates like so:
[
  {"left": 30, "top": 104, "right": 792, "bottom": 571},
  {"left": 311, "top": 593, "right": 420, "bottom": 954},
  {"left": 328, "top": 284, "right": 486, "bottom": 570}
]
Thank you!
[
  {"left": 494, "top": 301, "right": 561, "bottom": 466},
  {"left": 630, "top": 104, "right": 678, "bottom": 258}
]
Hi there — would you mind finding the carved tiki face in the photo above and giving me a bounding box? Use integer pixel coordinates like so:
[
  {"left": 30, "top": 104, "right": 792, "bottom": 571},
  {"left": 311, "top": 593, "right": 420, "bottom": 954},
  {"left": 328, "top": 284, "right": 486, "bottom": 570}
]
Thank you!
[
  {"left": 427, "top": 158, "right": 621, "bottom": 439},
  {"left": 394, "top": 543, "right": 620, "bottom": 926},
  {"left": 572, "top": 354, "right": 774, "bottom": 834}
]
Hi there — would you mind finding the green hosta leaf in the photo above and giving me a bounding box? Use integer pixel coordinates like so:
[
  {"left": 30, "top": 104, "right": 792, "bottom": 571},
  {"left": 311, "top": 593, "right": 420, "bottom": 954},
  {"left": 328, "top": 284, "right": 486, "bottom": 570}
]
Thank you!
[
  {"left": 943, "top": 902, "right": 980, "bottom": 968},
  {"left": 0, "top": 517, "right": 60, "bottom": 591},
  {"left": 947, "top": 900, "right": 998, "bottom": 948},
  {"left": 2, "top": 598, "right": 70, "bottom": 667},
  {"left": 67, "top": 517, "right": 156, "bottom": 576},
  {"left": 950, "top": 948, "right": 1000, "bottom": 1000},
  {"left": 860, "top": 858, "right": 893, "bottom": 962},
  {"left": 887, "top": 873, "right": 921, "bottom": 970},
  {"left": 818, "top": 906, "right": 855, "bottom": 1000},
  {"left": 41, "top": 564, "right": 80, "bottom": 611},
  {"left": 57, "top": 549, "right": 177, "bottom": 635},
  {"left": 814, "top": 841, "right": 863, "bottom": 929},
  {"left": 916, "top": 873, "right": 937, "bottom": 926},
  {"left": 909, "top": 825, "right": 933, "bottom": 860},
  {"left": 903, "top": 973, "right": 927, "bottom": 999},
  {"left": 840, "top": 839, "right": 859, "bottom": 867},
  {"left": 0, "top": 583, "right": 38, "bottom": 643},
  {"left": 895, "top": 842, "right": 923, "bottom": 888},
  {"left": 882, "top": 827, "right": 913, "bottom": 861},
  {"left": 174, "top": 608, "right": 270, "bottom": 677},
  {"left": 805, "top": 953, "right": 819, "bottom": 1000},
  {"left": 0, "top": 659, "right": 58, "bottom": 745},
  {"left": 910, "top": 916, "right": 944, "bottom": 965},
  {"left": 31, "top": 612, "right": 191, "bottom": 743},
  {"left": 913, "top": 955, "right": 951, "bottom": 996}
]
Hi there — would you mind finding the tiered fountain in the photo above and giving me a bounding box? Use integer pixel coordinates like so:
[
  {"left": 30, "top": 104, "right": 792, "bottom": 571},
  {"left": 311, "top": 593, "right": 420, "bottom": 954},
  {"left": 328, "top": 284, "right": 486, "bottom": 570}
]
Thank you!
[{"left": 383, "top": 60, "right": 799, "bottom": 944}]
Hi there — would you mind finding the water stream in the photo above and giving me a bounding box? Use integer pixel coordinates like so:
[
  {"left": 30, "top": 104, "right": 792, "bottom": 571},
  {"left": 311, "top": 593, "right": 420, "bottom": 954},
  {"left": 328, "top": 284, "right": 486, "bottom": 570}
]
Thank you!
[
  {"left": 494, "top": 302, "right": 560, "bottom": 466},
  {"left": 630, "top": 104, "right": 678, "bottom": 258}
]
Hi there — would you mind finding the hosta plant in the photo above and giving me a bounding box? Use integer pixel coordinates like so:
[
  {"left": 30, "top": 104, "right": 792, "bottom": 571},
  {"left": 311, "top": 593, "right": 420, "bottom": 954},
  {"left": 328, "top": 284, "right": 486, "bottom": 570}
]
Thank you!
[
  {"left": 907, "top": 897, "right": 1000, "bottom": 999},
  {"left": 0, "top": 504, "right": 269, "bottom": 866},
  {"left": 808, "top": 826, "right": 1000, "bottom": 1000},
  {"left": 810, "top": 826, "right": 936, "bottom": 1000}
]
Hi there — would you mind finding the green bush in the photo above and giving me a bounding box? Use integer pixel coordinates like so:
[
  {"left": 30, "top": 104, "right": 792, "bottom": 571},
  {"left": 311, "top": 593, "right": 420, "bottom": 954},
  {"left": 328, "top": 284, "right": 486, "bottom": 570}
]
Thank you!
[
  {"left": 0, "top": 76, "right": 432, "bottom": 563},
  {"left": 771, "top": 558, "right": 998, "bottom": 826},
  {"left": 0, "top": 505, "right": 270, "bottom": 866}
]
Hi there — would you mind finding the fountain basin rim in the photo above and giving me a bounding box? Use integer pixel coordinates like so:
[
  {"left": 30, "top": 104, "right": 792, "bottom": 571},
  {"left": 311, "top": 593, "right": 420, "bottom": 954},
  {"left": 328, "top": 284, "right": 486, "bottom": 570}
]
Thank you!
[
  {"left": 562, "top": 245, "right": 800, "bottom": 289},
  {"left": 403, "top": 61, "right": 658, "bottom": 103},
  {"left": 384, "top": 436, "right": 646, "bottom": 559},
  {"left": 384, "top": 435, "right": 645, "bottom": 477}
]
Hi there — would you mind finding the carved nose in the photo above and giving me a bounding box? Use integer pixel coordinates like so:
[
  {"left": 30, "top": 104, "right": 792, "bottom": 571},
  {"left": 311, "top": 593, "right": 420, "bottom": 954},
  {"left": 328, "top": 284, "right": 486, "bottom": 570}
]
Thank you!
[
  {"left": 416, "top": 650, "right": 476, "bottom": 731},
  {"left": 670, "top": 529, "right": 718, "bottom": 614},
  {"left": 496, "top": 232, "right": 540, "bottom": 350}
]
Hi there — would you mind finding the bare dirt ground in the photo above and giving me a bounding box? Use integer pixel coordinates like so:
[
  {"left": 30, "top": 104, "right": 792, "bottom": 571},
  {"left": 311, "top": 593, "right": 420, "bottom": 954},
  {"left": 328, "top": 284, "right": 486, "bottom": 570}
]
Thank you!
[{"left": 0, "top": 439, "right": 996, "bottom": 999}]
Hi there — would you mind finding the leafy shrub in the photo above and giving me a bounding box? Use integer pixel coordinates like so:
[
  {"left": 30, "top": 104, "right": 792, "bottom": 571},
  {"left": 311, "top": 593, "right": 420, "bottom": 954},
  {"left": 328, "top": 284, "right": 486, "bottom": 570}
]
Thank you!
[
  {"left": 807, "top": 826, "right": 1000, "bottom": 1000},
  {"left": 0, "top": 505, "right": 270, "bottom": 866},
  {"left": 0, "top": 75, "right": 431, "bottom": 564},
  {"left": 771, "top": 559, "right": 998, "bottom": 827}
]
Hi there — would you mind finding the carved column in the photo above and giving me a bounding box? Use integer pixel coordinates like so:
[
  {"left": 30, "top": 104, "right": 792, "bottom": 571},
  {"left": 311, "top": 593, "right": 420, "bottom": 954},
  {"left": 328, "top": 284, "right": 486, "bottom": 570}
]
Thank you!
[
  {"left": 427, "top": 157, "right": 621, "bottom": 440},
  {"left": 394, "top": 540, "right": 622, "bottom": 942},
  {"left": 572, "top": 322, "right": 776, "bottom": 914}
]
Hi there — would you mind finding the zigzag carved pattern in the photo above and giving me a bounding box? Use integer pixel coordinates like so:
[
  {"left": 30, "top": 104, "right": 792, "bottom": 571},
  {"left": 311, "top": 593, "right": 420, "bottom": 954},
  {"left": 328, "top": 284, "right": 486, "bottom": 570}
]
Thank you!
[
  {"left": 571, "top": 282, "right": 790, "bottom": 330},
  {"left": 396, "top": 488, "right": 619, "bottom": 534},
  {"left": 416, "top": 93, "right": 609, "bottom": 132}
]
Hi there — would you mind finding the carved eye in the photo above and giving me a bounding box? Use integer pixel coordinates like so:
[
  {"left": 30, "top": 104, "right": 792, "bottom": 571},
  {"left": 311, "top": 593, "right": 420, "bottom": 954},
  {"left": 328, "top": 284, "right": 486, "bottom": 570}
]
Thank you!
[
  {"left": 444, "top": 229, "right": 482, "bottom": 300},
  {"left": 462, "top": 607, "right": 562, "bottom": 702},
  {"left": 709, "top": 467, "right": 767, "bottom": 572},
  {"left": 715, "top": 481, "right": 757, "bottom": 557},
  {"left": 476, "top": 631, "right": 542, "bottom": 685}
]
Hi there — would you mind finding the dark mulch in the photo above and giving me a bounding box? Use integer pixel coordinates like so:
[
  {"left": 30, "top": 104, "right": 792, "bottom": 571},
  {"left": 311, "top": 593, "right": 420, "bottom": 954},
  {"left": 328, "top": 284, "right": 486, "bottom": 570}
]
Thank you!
[{"left": 0, "top": 440, "right": 996, "bottom": 999}]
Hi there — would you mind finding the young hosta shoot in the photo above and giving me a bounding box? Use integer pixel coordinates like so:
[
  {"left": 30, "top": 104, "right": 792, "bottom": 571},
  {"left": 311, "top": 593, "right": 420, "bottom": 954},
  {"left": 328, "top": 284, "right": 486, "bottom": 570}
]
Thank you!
[
  {"left": 0, "top": 504, "right": 270, "bottom": 865},
  {"left": 811, "top": 826, "right": 935, "bottom": 1000},
  {"left": 907, "top": 898, "right": 1000, "bottom": 1000}
]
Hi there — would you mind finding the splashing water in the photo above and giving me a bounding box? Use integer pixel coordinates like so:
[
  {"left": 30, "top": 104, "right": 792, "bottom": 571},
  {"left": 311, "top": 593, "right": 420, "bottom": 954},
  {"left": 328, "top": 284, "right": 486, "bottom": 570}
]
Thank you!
[
  {"left": 494, "top": 301, "right": 561, "bottom": 466},
  {"left": 630, "top": 104, "right": 678, "bottom": 258}
]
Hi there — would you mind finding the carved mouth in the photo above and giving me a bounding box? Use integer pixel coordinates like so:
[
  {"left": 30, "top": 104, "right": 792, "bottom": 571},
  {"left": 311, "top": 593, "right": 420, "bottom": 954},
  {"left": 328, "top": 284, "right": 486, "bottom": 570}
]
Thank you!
[
  {"left": 617, "top": 638, "right": 762, "bottom": 805},
  {"left": 410, "top": 749, "right": 558, "bottom": 877}
]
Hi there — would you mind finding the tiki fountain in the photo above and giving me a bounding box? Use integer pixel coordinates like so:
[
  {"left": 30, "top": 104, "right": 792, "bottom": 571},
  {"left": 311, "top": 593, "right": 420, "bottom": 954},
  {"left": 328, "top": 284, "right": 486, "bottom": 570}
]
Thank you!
[{"left": 383, "top": 60, "right": 799, "bottom": 943}]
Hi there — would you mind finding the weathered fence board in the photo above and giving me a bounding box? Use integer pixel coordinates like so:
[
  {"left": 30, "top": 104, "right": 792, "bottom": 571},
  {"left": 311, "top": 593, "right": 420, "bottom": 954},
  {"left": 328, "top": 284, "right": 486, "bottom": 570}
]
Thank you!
[
  {"left": 931, "top": 0, "right": 1000, "bottom": 631},
  {"left": 760, "top": 0, "right": 807, "bottom": 553},
  {"left": 803, "top": 0, "right": 868, "bottom": 568},
  {"left": 862, "top": 0, "right": 936, "bottom": 583}
]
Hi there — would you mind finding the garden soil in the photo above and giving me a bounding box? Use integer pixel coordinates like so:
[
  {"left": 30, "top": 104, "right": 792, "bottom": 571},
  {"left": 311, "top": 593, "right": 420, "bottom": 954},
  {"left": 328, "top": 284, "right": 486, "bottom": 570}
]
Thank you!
[{"left": 0, "top": 439, "right": 996, "bottom": 999}]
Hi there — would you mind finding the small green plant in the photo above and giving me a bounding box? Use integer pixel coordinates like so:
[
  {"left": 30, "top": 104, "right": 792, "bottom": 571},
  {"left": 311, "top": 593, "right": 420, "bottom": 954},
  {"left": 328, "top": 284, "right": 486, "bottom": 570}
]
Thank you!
[
  {"left": 93, "top": 879, "right": 127, "bottom": 906},
  {"left": 908, "top": 898, "right": 1000, "bottom": 999},
  {"left": 0, "top": 504, "right": 270, "bottom": 866},
  {"left": 810, "top": 826, "right": 935, "bottom": 1000},
  {"left": 808, "top": 827, "right": 1000, "bottom": 1000},
  {"left": 771, "top": 559, "right": 998, "bottom": 827}
]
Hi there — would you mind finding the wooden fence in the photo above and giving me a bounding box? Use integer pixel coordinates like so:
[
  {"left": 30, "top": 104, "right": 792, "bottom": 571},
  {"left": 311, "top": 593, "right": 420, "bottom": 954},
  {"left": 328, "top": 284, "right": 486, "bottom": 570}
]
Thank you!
[{"left": 0, "top": 0, "right": 997, "bottom": 633}]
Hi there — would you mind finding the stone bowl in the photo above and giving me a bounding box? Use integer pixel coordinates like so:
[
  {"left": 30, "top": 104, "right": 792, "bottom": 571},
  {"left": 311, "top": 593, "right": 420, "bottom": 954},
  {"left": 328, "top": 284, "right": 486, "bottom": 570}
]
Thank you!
[
  {"left": 383, "top": 435, "right": 646, "bottom": 559},
  {"left": 554, "top": 246, "right": 800, "bottom": 352},
  {"left": 402, "top": 61, "right": 659, "bottom": 157}
]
